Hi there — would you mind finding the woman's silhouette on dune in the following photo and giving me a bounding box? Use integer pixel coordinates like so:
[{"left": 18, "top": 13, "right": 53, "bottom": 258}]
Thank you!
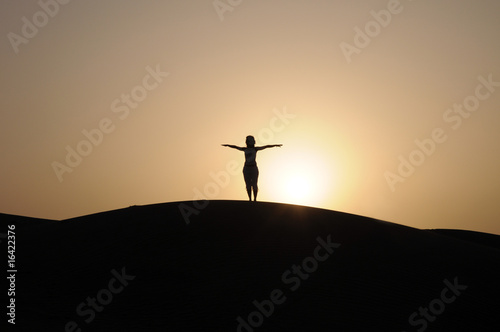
[{"left": 222, "top": 135, "right": 282, "bottom": 201}]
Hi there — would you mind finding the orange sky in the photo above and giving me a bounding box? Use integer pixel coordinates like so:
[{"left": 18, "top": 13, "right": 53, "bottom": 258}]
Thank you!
[{"left": 1, "top": 1, "right": 499, "bottom": 235}]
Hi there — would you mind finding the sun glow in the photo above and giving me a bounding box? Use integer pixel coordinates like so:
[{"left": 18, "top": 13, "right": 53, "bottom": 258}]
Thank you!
[
  {"left": 285, "top": 175, "right": 312, "bottom": 201},
  {"left": 264, "top": 147, "right": 334, "bottom": 207}
]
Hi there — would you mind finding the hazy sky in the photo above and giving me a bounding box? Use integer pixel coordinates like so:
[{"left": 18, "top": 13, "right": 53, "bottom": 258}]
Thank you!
[{"left": 1, "top": 0, "right": 499, "bottom": 234}]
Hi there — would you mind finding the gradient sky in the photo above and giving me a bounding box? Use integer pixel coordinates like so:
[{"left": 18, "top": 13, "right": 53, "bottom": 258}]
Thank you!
[{"left": 1, "top": 0, "right": 499, "bottom": 234}]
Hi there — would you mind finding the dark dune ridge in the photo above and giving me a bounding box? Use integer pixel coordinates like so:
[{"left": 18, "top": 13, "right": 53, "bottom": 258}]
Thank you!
[{"left": 2, "top": 201, "right": 500, "bottom": 331}]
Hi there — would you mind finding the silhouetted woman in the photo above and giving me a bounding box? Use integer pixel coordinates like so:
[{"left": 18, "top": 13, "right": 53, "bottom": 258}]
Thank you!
[{"left": 222, "top": 136, "right": 282, "bottom": 201}]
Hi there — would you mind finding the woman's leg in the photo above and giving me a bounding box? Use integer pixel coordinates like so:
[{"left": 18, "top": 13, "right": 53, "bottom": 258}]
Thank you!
[
  {"left": 252, "top": 167, "right": 259, "bottom": 201},
  {"left": 243, "top": 167, "right": 252, "bottom": 201}
]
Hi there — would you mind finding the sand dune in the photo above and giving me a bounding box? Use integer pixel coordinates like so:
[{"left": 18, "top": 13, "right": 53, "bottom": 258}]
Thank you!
[{"left": 2, "top": 201, "right": 499, "bottom": 331}]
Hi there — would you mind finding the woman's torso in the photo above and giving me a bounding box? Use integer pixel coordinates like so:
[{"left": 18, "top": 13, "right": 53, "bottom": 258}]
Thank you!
[{"left": 244, "top": 148, "right": 257, "bottom": 166}]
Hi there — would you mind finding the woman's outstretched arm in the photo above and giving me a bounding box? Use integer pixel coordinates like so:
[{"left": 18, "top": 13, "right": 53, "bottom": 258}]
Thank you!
[
  {"left": 221, "top": 144, "right": 245, "bottom": 151},
  {"left": 256, "top": 144, "right": 282, "bottom": 151}
]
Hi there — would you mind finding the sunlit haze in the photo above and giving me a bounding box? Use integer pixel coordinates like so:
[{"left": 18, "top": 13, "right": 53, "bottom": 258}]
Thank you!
[{"left": 1, "top": 0, "right": 499, "bottom": 234}]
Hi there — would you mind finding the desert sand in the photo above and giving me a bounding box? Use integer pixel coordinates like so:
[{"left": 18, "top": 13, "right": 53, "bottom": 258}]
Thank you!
[{"left": 2, "top": 200, "right": 499, "bottom": 331}]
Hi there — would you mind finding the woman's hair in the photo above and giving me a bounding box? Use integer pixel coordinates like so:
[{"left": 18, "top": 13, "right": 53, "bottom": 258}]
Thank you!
[{"left": 245, "top": 135, "right": 255, "bottom": 147}]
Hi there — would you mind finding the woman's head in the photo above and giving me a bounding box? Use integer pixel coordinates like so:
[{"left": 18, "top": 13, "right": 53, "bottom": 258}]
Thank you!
[{"left": 245, "top": 135, "right": 255, "bottom": 147}]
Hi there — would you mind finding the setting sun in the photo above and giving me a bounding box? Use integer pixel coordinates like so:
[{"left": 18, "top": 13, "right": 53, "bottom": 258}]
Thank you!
[
  {"left": 285, "top": 175, "right": 312, "bottom": 202},
  {"left": 264, "top": 147, "right": 334, "bottom": 208}
]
